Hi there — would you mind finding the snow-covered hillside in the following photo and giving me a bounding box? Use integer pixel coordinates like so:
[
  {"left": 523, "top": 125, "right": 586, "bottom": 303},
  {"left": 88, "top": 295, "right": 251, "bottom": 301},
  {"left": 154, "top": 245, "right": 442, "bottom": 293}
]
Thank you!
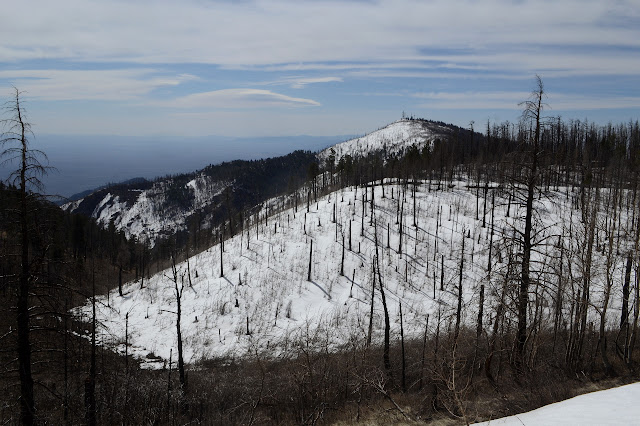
[
  {"left": 318, "top": 119, "right": 450, "bottom": 163},
  {"left": 76, "top": 178, "right": 633, "bottom": 368},
  {"left": 473, "top": 382, "right": 640, "bottom": 425},
  {"left": 64, "top": 120, "right": 454, "bottom": 244},
  {"left": 64, "top": 173, "right": 229, "bottom": 243}
]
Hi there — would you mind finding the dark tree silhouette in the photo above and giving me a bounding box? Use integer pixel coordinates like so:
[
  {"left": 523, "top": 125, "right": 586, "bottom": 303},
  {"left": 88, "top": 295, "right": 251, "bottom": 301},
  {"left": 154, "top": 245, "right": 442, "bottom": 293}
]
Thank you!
[{"left": 1, "top": 87, "right": 51, "bottom": 425}]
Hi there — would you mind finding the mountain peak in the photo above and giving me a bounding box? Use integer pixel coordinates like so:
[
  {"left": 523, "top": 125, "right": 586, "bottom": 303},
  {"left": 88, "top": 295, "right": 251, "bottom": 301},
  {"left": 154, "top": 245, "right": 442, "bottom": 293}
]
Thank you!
[{"left": 318, "top": 118, "right": 451, "bottom": 163}]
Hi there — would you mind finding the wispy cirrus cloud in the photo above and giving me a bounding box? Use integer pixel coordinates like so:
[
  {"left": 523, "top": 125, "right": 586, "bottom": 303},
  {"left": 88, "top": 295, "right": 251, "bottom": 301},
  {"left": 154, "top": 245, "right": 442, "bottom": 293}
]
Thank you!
[
  {"left": 167, "top": 89, "right": 320, "bottom": 109},
  {"left": 255, "top": 76, "right": 344, "bottom": 89},
  {"left": 287, "top": 77, "right": 343, "bottom": 89},
  {"left": 0, "top": 69, "right": 197, "bottom": 101},
  {"left": 412, "top": 91, "right": 640, "bottom": 111},
  {"left": 2, "top": 0, "right": 638, "bottom": 76},
  {"left": 0, "top": 0, "right": 638, "bottom": 137}
]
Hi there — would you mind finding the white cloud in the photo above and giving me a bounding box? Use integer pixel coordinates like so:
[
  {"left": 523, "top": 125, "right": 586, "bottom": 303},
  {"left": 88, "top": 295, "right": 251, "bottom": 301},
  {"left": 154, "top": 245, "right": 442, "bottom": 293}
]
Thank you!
[
  {"left": 254, "top": 76, "right": 344, "bottom": 89},
  {"left": 1, "top": 0, "right": 638, "bottom": 77},
  {"left": 412, "top": 91, "right": 640, "bottom": 111},
  {"left": 168, "top": 89, "right": 320, "bottom": 109},
  {"left": 287, "top": 77, "right": 343, "bottom": 89},
  {"left": 1, "top": 0, "right": 637, "bottom": 137},
  {"left": 0, "top": 69, "right": 197, "bottom": 101}
]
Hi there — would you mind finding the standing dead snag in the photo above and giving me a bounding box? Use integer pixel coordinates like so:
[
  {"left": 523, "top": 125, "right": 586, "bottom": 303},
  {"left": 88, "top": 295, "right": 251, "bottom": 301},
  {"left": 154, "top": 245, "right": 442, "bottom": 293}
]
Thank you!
[
  {"left": 454, "top": 228, "right": 465, "bottom": 345},
  {"left": 169, "top": 251, "right": 188, "bottom": 412},
  {"left": 85, "top": 243, "right": 97, "bottom": 426},
  {"left": 307, "top": 239, "right": 313, "bottom": 281},
  {"left": 598, "top": 188, "right": 618, "bottom": 377},
  {"left": 487, "top": 192, "right": 495, "bottom": 274},
  {"left": 367, "top": 261, "right": 375, "bottom": 347},
  {"left": 340, "top": 233, "right": 345, "bottom": 276},
  {"left": 220, "top": 232, "right": 224, "bottom": 277},
  {"left": 476, "top": 283, "right": 485, "bottom": 365},
  {"left": 515, "top": 75, "right": 545, "bottom": 372},
  {"left": 568, "top": 186, "right": 599, "bottom": 367},
  {"left": 374, "top": 221, "right": 392, "bottom": 382},
  {"left": 1, "top": 87, "right": 51, "bottom": 425},
  {"left": 399, "top": 301, "right": 406, "bottom": 392}
]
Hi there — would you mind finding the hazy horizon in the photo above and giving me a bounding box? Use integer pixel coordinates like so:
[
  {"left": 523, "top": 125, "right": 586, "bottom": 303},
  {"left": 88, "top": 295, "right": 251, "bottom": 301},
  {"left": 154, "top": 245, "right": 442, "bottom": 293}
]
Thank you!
[{"left": 0, "top": 133, "right": 351, "bottom": 198}]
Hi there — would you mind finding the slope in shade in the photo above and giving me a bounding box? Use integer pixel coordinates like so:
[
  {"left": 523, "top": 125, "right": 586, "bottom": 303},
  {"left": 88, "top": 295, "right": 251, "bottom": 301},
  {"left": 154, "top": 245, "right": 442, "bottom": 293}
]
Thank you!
[{"left": 64, "top": 150, "right": 317, "bottom": 244}]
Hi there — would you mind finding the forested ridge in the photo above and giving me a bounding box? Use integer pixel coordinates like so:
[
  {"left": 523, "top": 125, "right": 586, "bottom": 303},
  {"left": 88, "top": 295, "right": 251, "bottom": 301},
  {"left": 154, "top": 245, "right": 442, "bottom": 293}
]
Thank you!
[
  {"left": 3, "top": 81, "right": 640, "bottom": 424},
  {"left": 66, "top": 150, "right": 319, "bottom": 246}
]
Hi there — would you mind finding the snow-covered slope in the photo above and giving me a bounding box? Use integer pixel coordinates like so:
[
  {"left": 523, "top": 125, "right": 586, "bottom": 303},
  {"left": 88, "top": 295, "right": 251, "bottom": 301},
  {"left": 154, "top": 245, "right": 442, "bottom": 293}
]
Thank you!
[
  {"left": 63, "top": 150, "right": 317, "bottom": 244},
  {"left": 75, "top": 178, "right": 634, "bottom": 369},
  {"left": 318, "top": 119, "right": 451, "bottom": 163},
  {"left": 64, "top": 121, "right": 454, "bottom": 243},
  {"left": 65, "top": 173, "right": 229, "bottom": 243},
  {"left": 473, "top": 382, "right": 640, "bottom": 425}
]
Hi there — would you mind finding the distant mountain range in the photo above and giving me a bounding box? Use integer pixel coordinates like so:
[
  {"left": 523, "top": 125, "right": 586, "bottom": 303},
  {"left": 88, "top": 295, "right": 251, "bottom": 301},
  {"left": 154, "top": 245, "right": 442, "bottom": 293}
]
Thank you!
[{"left": 25, "top": 133, "right": 351, "bottom": 198}]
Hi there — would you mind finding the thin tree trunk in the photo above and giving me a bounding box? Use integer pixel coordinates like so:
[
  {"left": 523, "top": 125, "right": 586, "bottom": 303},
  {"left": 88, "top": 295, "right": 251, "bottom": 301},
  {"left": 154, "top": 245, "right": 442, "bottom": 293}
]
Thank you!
[
  {"left": 340, "top": 234, "right": 345, "bottom": 276},
  {"left": 374, "top": 223, "right": 392, "bottom": 381},
  {"left": 171, "top": 253, "right": 187, "bottom": 412},
  {"left": 307, "top": 240, "right": 313, "bottom": 281},
  {"left": 399, "top": 301, "right": 406, "bottom": 392},
  {"left": 454, "top": 230, "right": 465, "bottom": 344},
  {"left": 367, "top": 261, "right": 375, "bottom": 347},
  {"left": 85, "top": 252, "right": 97, "bottom": 426}
]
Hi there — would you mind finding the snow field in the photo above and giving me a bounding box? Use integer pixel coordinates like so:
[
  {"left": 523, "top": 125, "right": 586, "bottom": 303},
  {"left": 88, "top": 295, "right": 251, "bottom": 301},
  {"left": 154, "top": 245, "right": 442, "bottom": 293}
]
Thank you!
[
  {"left": 472, "top": 381, "right": 640, "bottom": 425},
  {"left": 77, "top": 179, "right": 636, "bottom": 369}
]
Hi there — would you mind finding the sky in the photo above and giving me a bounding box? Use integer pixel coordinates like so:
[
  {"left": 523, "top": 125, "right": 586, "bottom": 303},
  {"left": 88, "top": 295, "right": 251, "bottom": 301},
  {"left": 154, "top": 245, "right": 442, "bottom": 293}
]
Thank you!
[
  {"left": 1, "top": 0, "right": 640, "bottom": 196},
  {"left": 1, "top": 0, "right": 639, "bottom": 139}
]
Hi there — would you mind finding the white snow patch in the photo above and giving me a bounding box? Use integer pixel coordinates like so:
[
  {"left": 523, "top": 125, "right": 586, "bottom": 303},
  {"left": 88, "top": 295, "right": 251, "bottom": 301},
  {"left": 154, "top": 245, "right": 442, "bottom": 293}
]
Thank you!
[{"left": 473, "top": 382, "right": 640, "bottom": 425}]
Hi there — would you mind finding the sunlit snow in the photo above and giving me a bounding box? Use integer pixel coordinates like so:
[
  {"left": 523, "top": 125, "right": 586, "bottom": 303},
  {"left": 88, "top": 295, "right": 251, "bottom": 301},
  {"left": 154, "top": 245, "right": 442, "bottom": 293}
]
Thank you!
[
  {"left": 76, "top": 178, "right": 632, "bottom": 370},
  {"left": 318, "top": 119, "right": 448, "bottom": 163},
  {"left": 473, "top": 382, "right": 640, "bottom": 425}
]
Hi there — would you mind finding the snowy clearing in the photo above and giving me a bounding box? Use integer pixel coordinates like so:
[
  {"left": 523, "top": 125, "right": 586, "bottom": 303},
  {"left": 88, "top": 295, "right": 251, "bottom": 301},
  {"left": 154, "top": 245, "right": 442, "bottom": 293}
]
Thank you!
[{"left": 76, "top": 177, "right": 635, "bottom": 369}]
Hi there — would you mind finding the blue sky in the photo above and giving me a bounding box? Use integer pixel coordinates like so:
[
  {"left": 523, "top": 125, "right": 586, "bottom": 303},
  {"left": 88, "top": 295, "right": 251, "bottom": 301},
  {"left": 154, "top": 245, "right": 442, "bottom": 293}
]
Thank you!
[{"left": 1, "top": 0, "right": 640, "bottom": 138}]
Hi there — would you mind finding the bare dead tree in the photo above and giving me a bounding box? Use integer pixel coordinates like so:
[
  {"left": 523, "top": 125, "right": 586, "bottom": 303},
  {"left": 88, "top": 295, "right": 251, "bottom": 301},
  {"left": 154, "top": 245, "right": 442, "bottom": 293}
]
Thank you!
[
  {"left": 454, "top": 228, "right": 465, "bottom": 345},
  {"left": 597, "top": 188, "right": 618, "bottom": 377},
  {"left": 169, "top": 251, "right": 187, "bottom": 412},
  {"left": 513, "top": 75, "right": 546, "bottom": 372},
  {"left": 307, "top": 239, "right": 313, "bottom": 281},
  {"left": 374, "top": 221, "right": 392, "bottom": 382},
  {"left": 1, "top": 87, "right": 52, "bottom": 425}
]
